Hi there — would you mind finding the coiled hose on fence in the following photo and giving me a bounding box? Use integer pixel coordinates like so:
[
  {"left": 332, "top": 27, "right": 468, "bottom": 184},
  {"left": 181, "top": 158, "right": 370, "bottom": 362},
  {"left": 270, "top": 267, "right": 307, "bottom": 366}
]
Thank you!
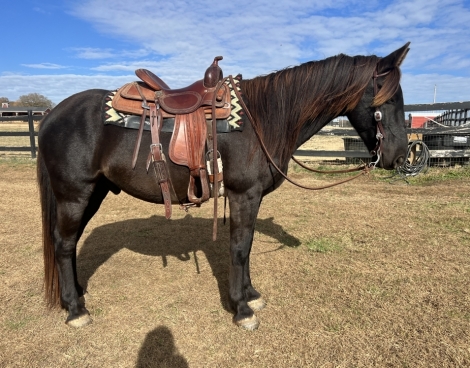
[{"left": 394, "top": 140, "right": 430, "bottom": 180}]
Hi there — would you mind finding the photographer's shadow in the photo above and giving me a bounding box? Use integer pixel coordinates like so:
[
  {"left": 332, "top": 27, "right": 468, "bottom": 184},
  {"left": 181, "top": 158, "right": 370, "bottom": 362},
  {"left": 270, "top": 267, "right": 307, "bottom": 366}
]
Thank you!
[
  {"left": 77, "top": 214, "right": 300, "bottom": 310},
  {"left": 136, "top": 326, "right": 188, "bottom": 368}
]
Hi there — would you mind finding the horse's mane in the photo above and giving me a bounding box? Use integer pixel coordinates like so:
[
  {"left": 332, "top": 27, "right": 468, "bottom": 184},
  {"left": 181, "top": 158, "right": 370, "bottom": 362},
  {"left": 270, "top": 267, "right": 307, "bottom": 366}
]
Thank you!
[{"left": 241, "top": 54, "right": 401, "bottom": 164}]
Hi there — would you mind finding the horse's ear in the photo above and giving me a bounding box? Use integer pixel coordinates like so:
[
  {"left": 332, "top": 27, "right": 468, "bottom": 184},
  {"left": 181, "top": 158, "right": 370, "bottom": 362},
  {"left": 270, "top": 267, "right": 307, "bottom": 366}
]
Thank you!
[{"left": 378, "top": 42, "right": 410, "bottom": 72}]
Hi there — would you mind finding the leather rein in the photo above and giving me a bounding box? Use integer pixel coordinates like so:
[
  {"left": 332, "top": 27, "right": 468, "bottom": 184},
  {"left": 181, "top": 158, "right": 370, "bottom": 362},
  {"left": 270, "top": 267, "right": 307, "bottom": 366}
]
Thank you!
[{"left": 236, "top": 67, "right": 391, "bottom": 191}]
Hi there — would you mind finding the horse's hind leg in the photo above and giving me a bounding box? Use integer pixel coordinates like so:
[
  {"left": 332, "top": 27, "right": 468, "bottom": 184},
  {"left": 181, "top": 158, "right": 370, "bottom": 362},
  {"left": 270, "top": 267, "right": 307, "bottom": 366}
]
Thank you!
[
  {"left": 55, "top": 180, "right": 110, "bottom": 327},
  {"left": 54, "top": 200, "right": 93, "bottom": 327}
]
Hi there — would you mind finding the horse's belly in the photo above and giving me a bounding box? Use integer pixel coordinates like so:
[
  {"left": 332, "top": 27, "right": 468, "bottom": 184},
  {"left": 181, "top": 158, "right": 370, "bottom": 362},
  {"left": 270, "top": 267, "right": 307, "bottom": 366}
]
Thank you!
[{"left": 104, "top": 160, "right": 191, "bottom": 207}]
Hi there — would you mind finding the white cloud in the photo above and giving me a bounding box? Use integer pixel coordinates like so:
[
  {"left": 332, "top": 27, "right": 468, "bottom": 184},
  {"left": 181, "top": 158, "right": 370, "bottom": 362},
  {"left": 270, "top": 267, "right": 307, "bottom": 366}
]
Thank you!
[
  {"left": 68, "top": 47, "right": 153, "bottom": 60},
  {"left": 69, "top": 47, "right": 116, "bottom": 59},
  {"left": 21, "top": 63, "right": 68, "bottom": 70},
  {"left": 401, "top": 73, "right": 470, "bottom": 104},
  {"left": 0, "top": 74, "right": 133, "bottom": 104},
  {"left": 66, "top": 0, "right": 470, "bottom": 76}
]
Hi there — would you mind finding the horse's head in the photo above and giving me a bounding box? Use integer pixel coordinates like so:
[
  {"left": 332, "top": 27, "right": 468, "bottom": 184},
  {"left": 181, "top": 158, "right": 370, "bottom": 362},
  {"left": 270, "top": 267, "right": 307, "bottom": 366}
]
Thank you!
[{"left": 347, "top": 42, "right": 410, "bottom": 169}]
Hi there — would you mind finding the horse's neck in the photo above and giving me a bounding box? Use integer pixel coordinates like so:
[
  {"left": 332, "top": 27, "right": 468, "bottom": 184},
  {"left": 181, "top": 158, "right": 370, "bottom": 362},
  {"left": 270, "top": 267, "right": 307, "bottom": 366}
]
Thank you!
[{"left": 242, "top": 68, "right": 349, "bottom": 163}]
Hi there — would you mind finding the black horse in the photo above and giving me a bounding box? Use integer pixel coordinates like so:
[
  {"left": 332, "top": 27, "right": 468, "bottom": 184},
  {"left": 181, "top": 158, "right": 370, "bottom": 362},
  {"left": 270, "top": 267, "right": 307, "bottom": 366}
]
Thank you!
[{"left": 37, "top": 43, "right": 410, "bottom": 330}]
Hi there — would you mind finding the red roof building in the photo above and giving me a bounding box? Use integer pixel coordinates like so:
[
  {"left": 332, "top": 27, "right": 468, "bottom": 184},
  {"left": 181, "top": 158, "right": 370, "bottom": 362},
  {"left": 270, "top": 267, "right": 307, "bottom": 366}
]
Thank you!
[{"left": 408, "top": 113, "right": 440, "bottom": 128}]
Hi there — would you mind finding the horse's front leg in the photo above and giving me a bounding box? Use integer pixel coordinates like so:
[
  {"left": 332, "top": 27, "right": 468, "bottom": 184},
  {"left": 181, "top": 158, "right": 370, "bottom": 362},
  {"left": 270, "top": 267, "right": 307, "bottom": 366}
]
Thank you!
[{"left": 228, "top": 189, "right": 264, "bottom": 330}]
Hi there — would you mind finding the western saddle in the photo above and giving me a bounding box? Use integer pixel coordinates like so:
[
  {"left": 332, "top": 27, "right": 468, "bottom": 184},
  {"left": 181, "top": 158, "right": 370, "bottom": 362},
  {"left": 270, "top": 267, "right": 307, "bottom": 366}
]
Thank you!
[{"left": 112, "top": 57, "right": 230, "bottom": 223}]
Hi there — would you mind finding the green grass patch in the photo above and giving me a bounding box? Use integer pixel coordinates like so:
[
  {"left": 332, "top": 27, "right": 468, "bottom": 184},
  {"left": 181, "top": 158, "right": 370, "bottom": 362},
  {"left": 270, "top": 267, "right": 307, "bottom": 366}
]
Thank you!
[
  {"left": 5, "top": 315, "right": 35, "bottom": 331},
  {"left": 370, "top": 166, "right": 470, "bottom": 185},
  {"left": 0, "top": 157, "right": 37, "bottom": 168},
  {"left": 399, "top": 166, "right": 470, "bottom": 184},
  {"left": 305, "top": 237, "right": 342, "bottom": 253}
]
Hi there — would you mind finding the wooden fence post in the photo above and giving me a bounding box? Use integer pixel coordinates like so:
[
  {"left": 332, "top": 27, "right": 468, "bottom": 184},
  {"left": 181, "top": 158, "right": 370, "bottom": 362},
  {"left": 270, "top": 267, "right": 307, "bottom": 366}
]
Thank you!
[{"left": 28, "top": 110, "right": 37, "bottom": 159}]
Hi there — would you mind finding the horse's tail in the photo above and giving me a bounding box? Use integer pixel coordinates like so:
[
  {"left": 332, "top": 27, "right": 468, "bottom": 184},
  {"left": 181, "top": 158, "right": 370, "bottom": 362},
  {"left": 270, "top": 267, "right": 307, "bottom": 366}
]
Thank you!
[{"left": 37, "top": 149, "right": 61, "bottom": 308}]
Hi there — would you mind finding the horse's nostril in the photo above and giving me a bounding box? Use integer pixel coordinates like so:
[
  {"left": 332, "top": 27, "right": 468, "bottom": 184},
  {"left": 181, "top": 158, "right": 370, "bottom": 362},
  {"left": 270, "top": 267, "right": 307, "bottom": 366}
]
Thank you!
[{"left": 395, "top": 156, "right": 405, "bottom": 167}]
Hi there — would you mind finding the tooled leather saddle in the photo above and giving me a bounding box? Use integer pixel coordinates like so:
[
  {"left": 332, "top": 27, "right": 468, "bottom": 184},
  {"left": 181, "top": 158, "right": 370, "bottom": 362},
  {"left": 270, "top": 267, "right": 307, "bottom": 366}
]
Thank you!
[{"left": 112, "top": 57, "right": 230, "bottom": 221}]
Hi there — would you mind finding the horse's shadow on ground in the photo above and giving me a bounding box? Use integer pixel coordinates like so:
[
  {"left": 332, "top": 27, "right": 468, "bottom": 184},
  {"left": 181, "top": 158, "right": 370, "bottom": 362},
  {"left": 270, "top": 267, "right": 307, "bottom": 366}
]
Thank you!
[
  {"left": 77, "top": 214, "right": 300, "bottom": 311},
  {"left": 136, "top": 326, "right": 188, "bottom": 368}
]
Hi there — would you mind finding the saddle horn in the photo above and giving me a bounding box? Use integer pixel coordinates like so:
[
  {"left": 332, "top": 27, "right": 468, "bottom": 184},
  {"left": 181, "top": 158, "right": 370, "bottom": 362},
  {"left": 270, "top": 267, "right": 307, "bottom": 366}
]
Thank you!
[{"left": 204, "top": 56, "right": 223, "bottom": 88}]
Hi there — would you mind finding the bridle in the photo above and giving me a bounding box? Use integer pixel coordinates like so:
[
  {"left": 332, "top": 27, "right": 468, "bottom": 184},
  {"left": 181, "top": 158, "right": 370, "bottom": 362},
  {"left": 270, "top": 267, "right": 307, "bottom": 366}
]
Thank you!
[
  {"left": 369, "top": 68, "right": 391, "bottom": 168},
  {"left": 237, "top": 66, "right": 392, "bottom": 191}
]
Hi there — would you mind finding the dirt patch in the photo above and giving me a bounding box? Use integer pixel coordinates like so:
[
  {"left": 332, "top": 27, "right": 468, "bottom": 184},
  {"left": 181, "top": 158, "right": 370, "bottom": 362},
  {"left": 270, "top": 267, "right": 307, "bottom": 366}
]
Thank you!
[{"left": 1, "top": 161, "right": 469, "bottom": 367}]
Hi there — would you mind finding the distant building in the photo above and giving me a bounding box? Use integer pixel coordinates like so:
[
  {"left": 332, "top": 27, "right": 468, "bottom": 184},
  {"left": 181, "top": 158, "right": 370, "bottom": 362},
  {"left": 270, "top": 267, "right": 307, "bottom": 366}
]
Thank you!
[
  {"left": 408, "top": 113, "right": 440, "bottom": 128},
  {"left": 328, "top": 117, "right": 351, "bottom": 128},
  {"left": 0, "top": 106, "right": 51, "bottom": 117}
]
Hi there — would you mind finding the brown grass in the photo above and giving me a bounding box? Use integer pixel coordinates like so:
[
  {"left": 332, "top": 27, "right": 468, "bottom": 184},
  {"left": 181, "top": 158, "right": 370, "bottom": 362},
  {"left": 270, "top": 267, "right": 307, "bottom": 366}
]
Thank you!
[{"left": 1, "top": 160, "right": 469, "bottom": 367}]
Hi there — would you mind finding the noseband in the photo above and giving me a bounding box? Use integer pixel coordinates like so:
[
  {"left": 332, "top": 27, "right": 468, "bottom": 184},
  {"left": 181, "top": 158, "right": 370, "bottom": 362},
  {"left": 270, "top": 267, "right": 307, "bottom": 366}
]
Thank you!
[{"left": 369, "top": 68, "right": 391, "bottom": 167}]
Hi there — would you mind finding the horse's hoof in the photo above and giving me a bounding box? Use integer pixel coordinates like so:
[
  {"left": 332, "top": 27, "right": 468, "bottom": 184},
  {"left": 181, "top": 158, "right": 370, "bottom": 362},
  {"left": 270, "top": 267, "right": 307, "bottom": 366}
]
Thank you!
[
  {"left": 235, "top": 315, "right": 260, "bottom": 331},
  {"left": 66, "top": 313, "right": 92, "bottom": 328},
  {"left": 247, "top": 297, "right": 267, "bottom": 312}
]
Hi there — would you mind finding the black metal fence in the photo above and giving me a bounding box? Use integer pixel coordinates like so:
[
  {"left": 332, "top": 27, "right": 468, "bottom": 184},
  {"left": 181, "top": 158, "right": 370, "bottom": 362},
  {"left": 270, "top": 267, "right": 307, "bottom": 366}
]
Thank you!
[
  {"left": 0, "top": 110, "right": 41, "bottom": 158},
  {"left": 435, "top": 109, "right": 470, "bottom": 127}
]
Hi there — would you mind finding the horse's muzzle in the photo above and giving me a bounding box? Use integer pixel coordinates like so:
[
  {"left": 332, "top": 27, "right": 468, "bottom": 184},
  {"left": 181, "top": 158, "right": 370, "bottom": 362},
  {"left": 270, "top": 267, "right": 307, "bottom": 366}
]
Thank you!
[{"left": 393, "top": 155, "right": 405, "bottom": 169}]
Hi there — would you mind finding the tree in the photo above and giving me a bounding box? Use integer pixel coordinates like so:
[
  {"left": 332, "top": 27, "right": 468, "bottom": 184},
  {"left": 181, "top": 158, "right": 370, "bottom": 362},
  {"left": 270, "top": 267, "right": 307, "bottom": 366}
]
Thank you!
[{"left": 16, "top": 93, "right": 55, "bottom": 108}]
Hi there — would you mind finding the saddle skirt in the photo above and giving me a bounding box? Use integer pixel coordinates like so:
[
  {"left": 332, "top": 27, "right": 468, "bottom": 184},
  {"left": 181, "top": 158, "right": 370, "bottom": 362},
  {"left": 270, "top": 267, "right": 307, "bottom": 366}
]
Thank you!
[
  {"left": 169, "top": 109, "right": 206, "bottom": 171},
  {"left": 169, "top": 108, "right": 210, "bottom": 205}
]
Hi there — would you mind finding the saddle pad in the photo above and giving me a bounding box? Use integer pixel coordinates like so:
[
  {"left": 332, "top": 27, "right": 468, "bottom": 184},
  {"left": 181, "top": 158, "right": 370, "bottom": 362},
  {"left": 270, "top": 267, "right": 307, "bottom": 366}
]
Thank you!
[
  {"left": 225, "top": 74, "right": 245, "bottom": 130},
  {"left": 106, "top": 115, "right": 233, "bottom": 133}
]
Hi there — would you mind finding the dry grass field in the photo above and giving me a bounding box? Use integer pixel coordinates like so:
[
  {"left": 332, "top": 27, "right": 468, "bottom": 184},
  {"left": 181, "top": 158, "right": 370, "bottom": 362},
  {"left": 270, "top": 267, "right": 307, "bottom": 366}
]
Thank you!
[{"left": 1, "top": 154, "right": 470, "bottom": 367}]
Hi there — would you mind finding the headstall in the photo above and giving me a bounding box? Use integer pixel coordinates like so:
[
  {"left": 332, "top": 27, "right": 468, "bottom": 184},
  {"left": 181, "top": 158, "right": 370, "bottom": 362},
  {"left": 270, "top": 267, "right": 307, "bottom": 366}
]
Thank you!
[{"left": 369, "top": 68, "right": 391, "bottom": 168}]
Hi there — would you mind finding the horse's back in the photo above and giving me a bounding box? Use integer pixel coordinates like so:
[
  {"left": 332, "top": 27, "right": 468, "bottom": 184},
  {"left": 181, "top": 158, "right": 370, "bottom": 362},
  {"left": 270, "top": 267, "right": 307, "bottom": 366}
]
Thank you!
[{"left": 39, "top": 89, "right": 108, "bottom": 140}]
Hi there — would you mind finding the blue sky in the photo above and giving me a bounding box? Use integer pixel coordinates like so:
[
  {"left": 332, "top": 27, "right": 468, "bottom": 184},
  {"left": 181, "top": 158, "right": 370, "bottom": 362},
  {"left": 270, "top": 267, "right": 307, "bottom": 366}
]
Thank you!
[{"left": 1, "top": 0, "right": 470, "bottom": 105}]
